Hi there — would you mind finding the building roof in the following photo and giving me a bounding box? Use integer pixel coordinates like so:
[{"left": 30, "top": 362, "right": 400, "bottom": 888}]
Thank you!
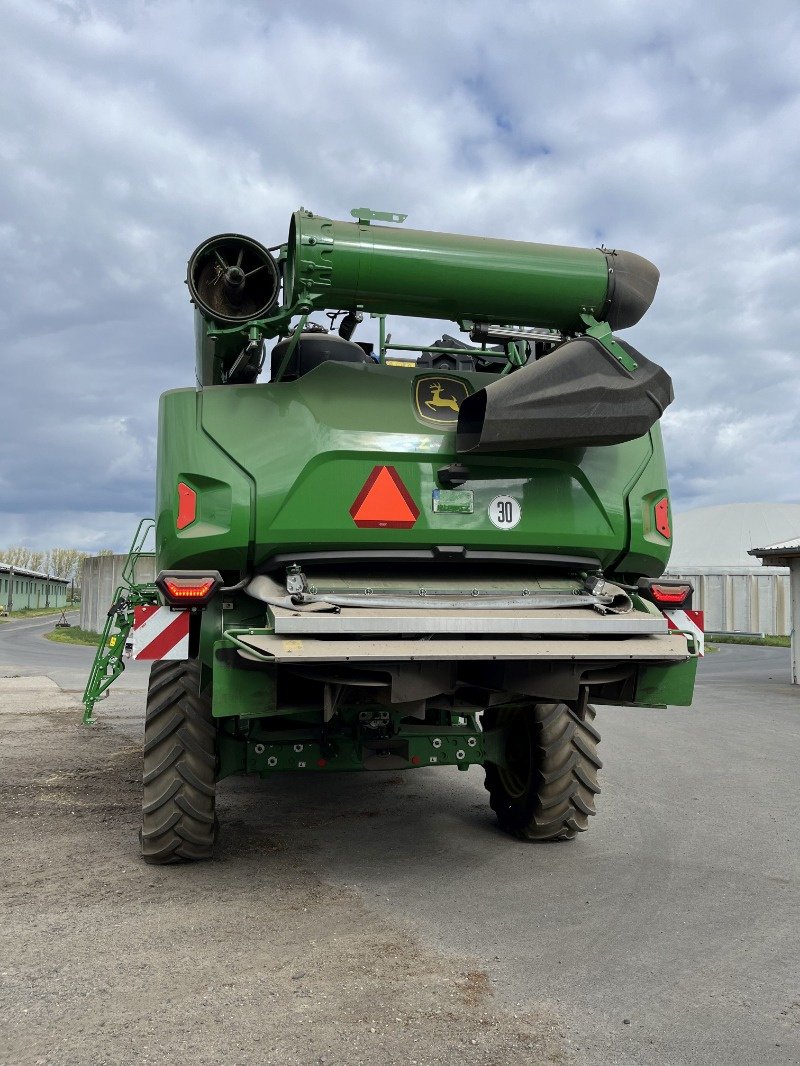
[
  {"left": 748, "top": 537, "right": 800, "bottom": 565},
  {"left": 0, "top": 562, "right": 69, "bottom": 583},
  {"left": 671, "top": 503, "right": 800, "bottom": 568}
]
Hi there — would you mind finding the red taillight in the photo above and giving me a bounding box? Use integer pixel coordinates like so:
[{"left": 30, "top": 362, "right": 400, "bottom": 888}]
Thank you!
[
  {"left": 637, "top": 577, "right": 693, "bottom": 609},
  {"left": 654, "top": 496, "right": 671, "bottom": 538},
  {"left": 156, "top": 570, "right": 222, "bottom": 607},
  {"left": 649, "top": 583, "right": 692, "bottom": 605},
  {"left": 176, "top": 482, "right": 197, "bottom": 530},
  {"left": 164, "top": 577, "right": 215, "bottom": 600}
]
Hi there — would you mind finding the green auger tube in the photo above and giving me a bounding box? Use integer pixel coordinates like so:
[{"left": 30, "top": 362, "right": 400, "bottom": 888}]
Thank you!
[{"left": 286, "top": 208, "right": 659, "bottom": 333}]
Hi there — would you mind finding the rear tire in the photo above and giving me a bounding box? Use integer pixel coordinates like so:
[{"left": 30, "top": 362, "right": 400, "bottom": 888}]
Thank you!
[
  {"left": 483, "top": 703, "right": 601, "bottom": 841},
  {"left": 141, "top": 659, "right": 217, "bottom": 864}
]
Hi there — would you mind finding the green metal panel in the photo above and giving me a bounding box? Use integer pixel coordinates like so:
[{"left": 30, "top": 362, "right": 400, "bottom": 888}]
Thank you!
[
  {"left": 217, "top": 722, "right": 484, "bottom": 781},
  {"left": 212, "top": 647, "right": 276, "bottom": 718},
  {"left": 627, "top": 657, "right": 698, "bottom": 708},
  {"left": 610, "top": 422, "right": 672, "bottom": 578},
  {"left": 155, "top": 361, "right": 672, "bottom": 576},
  {"left": 287, "top": 210, "right": 610, "bottom": 332},
  {"left": 156, "top": 361, "right": 674, "bottom": 578},
  {"left": 155, "top": 388, "right": 254, "bottom": 573}
]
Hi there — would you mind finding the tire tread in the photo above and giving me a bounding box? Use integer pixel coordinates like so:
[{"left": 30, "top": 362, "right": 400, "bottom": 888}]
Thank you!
[
  {"left": 141, "top": 659, "right": 217, "bottom": 864},
  {"left": 484, "top": 702, "right": 602, "bottom": 842}
]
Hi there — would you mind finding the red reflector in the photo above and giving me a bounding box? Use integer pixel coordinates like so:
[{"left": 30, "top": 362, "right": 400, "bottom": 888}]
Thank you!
[
  {"left": 176, "top": 482, "right": 197, "bottom": 530},
  {"left": 163, "top": 577, "right": 216, "bottom": 601},
  {"left": 650, "top": 583, "right": 691, "bottom": 605},
  {"left": 350, "top": 466, "right": 420, "bottom": 529},
  {"left": 411, "top": 755, "right": 421, "bottom": 766},
  {"left": 654, "top": 497, "right": 671, "bottom": 538}
]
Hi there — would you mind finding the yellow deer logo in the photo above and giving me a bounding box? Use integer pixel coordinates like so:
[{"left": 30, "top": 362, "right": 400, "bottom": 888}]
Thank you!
[{"left": 425, "top": 382, "right": 461, "bottom": 414}]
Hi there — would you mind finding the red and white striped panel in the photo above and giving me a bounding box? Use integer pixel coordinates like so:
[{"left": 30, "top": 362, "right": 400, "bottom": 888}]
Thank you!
[
  {"left": 664, "top": 609, "right": 704, "bottom": 656},
  {"left": 132, "top": 605, "right": 190, "bottom": 661}
]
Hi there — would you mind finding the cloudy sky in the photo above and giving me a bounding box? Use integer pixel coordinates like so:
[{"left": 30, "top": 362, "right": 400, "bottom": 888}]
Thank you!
[{"left": 1, "top": 0, "right": 799, "bottom": 551}]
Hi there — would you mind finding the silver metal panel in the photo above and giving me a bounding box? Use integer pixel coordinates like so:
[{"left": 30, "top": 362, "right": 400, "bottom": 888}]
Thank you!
[
  {"left": 235, "top": 632, "right": 690, "bottom": 664},
  {"left": 245, "top": 573, "right": 632, "bottom": 612},
  {"left": 267, "top": 604, "right": 666, "bottom": 637}
]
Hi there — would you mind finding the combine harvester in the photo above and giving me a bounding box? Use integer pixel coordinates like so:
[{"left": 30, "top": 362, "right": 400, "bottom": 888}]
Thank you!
[{"left": 84, "top": 207, "right": 699, "bottom": 863}]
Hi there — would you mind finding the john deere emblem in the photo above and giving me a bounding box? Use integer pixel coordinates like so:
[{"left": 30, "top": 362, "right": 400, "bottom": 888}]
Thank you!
[{"left": 413, "top": 375, "right": 470, "bottom": 427}]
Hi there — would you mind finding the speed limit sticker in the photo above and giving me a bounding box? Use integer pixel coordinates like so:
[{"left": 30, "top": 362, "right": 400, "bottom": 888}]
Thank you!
[{"left": 489, "top": 495, "right": 521, "bottom": 529}]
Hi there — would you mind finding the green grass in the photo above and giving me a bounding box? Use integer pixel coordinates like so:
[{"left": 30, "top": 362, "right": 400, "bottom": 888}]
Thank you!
[
  {"left": 0, "top": 605, "right": 78, "bottom": 622},
  {"left": 707, "top": 633, "right": 790, "bottom": 648},
  {"left": 44, "top": 626, "right": 103, "bottom": 646}
]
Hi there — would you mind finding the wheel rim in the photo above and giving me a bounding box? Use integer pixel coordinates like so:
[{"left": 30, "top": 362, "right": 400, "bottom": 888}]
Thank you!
[{"left": 497, "top": 712, "right": 533, "bottom": 800}]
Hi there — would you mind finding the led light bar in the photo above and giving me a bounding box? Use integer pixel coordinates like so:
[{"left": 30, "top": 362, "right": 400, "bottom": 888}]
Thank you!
[
  {"left": 637, "top": 577, "right": 693, "bottom": 610},
  {"left": 156, "top": 570, "right": 223, "bottom": 607}
]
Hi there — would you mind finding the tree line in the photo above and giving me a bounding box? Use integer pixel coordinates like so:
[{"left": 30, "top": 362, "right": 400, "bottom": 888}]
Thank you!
[{"left": 0, "top": 546, "right": 113, "bottom": 582}]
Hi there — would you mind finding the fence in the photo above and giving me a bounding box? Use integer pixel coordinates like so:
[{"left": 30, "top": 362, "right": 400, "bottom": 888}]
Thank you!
[{"left": 665, "top": 566, "right": 790, "bottom": 635}]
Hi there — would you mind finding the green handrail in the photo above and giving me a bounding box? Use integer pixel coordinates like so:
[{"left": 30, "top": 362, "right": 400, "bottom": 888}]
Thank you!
[{"left": 81, "top": 519, "right": 158, "bottom": 724}]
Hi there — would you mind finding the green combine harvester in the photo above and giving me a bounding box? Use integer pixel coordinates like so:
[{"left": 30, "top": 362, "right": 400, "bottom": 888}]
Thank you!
[{"left": 84, "top": 207, "right": 699, "bottom": 863}]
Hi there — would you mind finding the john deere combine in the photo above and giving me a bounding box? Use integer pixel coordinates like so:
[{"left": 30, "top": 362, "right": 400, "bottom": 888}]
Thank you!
[{"left": 87, "top": 207, "right": 699, "bottom": 863}]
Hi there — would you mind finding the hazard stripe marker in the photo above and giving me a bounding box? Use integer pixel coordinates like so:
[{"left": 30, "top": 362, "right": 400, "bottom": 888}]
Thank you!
[
  {"left": 665, "top": 609, "right": 704, "bottom": 656},
  {"left": 132, "top": 605, "right": 190, "bottom": 660},
  {"left": 350, "top": 465, "right": 420, "bottom": 529}
]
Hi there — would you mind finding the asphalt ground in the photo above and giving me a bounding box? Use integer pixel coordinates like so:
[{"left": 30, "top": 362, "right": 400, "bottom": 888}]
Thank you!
[
  {"left": 1, "top": 618, "right": 798, "bottom": 1065},
  {"left": 0, "top": 612, "right": 150, "bottom": 694}
]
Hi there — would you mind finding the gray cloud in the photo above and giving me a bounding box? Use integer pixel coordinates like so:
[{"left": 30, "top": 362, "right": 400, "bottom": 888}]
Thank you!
[{"left": 1, "top": 0, "right": 799, "bottom": 549}]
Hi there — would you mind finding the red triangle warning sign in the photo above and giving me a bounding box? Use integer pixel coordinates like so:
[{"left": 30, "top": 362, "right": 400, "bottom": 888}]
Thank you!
[{"left": 350, "top": 466, "right": 420, "bottom": 529}]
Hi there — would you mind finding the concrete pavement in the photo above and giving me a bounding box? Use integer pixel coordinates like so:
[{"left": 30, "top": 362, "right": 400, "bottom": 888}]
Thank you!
[{"left": 1, "top": 622, "right": 798, "bottom": 1064}]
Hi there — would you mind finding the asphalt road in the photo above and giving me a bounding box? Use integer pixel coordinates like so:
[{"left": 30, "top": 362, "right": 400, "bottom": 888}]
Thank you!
[
  {"left": 0, "top": 613, "right": 150, "bottom": 693},
  {"left": 1, "top": 622, "right": 798, "bottom": 1065}
]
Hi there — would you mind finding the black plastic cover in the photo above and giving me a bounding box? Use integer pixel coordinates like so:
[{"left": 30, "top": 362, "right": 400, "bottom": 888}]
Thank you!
[
  {"left": 603, "top": 250, "right": 660, "bottom": 330},
  {"left": 424, "top": 333, "right": 508, "bottom": 374},
  {"left": 270, "top": 332, "right": 368, "bottom": 381},
  {"left": 417, "top": 350, "right": 476, "bottom": 372},
  {"left": 456, "top": 336, "right": 673, "bottom": 453}
]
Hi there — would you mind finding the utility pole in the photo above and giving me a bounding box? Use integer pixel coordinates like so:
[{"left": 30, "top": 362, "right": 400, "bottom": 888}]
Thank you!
[{"left": 7, "top": 566, "right": 13, "bottom": 613}]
